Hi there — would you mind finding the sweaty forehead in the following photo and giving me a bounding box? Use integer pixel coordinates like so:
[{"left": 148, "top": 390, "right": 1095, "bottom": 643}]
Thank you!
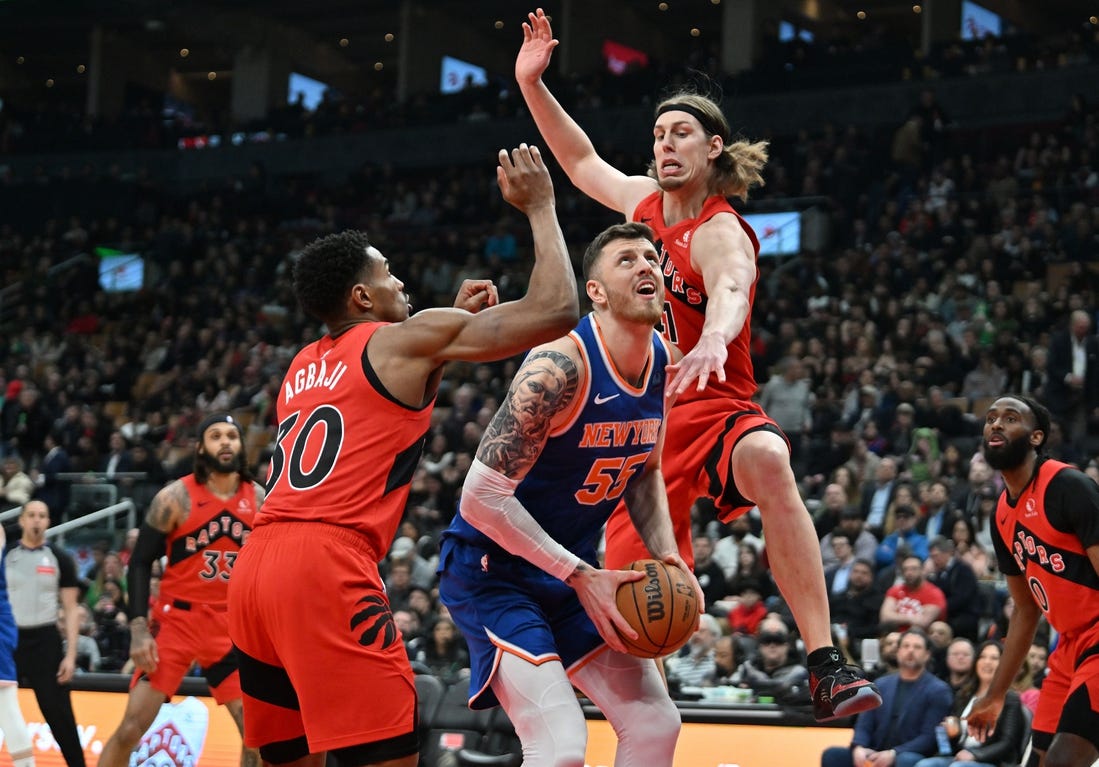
[{"left": 654, "top": 112, "right": 702, "bottom": 131}]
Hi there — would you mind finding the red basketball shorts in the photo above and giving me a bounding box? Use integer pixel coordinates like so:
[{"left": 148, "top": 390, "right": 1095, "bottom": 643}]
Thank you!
[
  {"left": 227, "top": 522, "right": 416, "bottom": 755},
  {"left": 604, "top": 396, "right": 784, "bottom": 570},
  {"left": 1032, "top": 626, "right": 1099, "bottom": 742},
  {"left": 134, "top": 599, "right": 240, "bottom": 705}
]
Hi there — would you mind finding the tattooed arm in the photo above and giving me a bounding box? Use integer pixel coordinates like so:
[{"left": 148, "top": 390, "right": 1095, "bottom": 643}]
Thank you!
[
  {"left": 461, "top": 337, "right": 644, "bottom": 651},
  {"left": 126, "top": 479, "right": 188, "bottom": 672}
]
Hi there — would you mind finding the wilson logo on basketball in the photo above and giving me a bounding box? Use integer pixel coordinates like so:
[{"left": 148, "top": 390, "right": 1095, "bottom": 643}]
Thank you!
[
  {"left": 350, "top": 595, "right": 399, "bottom": 649},
  {"left": 643, "top": 561, "right": 666, "bottom": 622}
]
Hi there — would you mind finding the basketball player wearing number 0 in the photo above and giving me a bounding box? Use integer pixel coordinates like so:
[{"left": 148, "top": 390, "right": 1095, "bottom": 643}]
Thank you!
[
  {"left": 227, "top": 144, "right": 577, "bottom": 767},
  {"left": 967, "top": 395, "right": 1099, "bottom": 767},
  {"left": 438, "top": 223, "right": 701, "bottom": 767}
]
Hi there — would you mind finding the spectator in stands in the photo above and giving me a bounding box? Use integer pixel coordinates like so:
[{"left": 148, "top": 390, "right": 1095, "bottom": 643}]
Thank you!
[
  {"left": 821, "top": 628, "right": 952, "bottom": 767},
  {"left": 813, "top": 481, "right": 853, "bottom": 540},
  {"left": 724, "top": 579, "right": 769, "bottom": 638},
  {"left": 824, "top": 532, "right": 858, "bottom": 598},
  {"left": 917, "top": 481, "right": 955, "bottom": 541},
  {"left": 861, "top": 457, "right": 899, "bottom": 537},
  {"left": 875, "top": 505, "right": 930, "bottom": 571},
  {"left": 67, "top": 603, "right": 102, "bottom": 673},
  {"left": 692, "top": 532, "right": 728, "bottom": 610},
  {"left": 705, "top": 635, "right": 741, "bottom": 688},
  {"left": 729, "top": 623, "right": 810, "bottom": 704},
  {"left": 410, "top": 617, "right": 470, "bottom": 686},
  {"left": 829, "top": 559, "right": 884, "bottom": 664},
  {"left": 713, "top": 514, "right": 763, "bottom": 580},
  {"left": 0, "top": 456, "right": 34, "bottom": 508},
  {"left": 926, "top": 536, "right": 980, "bottom": 641},
  {"left": 926, "top": 620, "right": 953, "bottom": 679},
  {"left": 822, "top": 507, "right": 880, "bottom": 569},
  {"left": 666, "top": 613, "right": 721, "bottom": 692},
  {"left": 35, "top": 434, "right": 71, "bottom": 525},
  {"left": 725, "top": 542, "right": 774, "bottom": 602},
  {"left": 100, "top": 432, "right": 134, "bottom": 479},
  {"left": 1045, "top": 309, "right": 1099, "bottom": 450},
  {"left": 759, "top": 356, "right": 814, "bottom": 473},
  {"left": 880, "top": 554, "right": 947, "bottom": 632},
  {"left": 387, "top": 535, "right": 435, "bottom": 591},
  {"left": 940, "top": 637, "right": 975, "bottom": 696}
]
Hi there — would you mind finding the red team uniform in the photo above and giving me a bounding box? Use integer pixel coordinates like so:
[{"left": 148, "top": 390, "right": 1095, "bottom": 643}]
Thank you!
[
  {"left": 140, "top": 474, "right": 256, "bottom": 703},
  {"left": 604, "top": 192, "right": 785, "bottom": 569},
  {"left": 228, "top": 321, "right": 430, "bottom": 758},
  {"left": 991, "top": 458, "right": 1099, "bottom": 742}
]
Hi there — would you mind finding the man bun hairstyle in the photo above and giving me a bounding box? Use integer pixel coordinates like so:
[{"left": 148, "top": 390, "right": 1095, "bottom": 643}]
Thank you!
[
  {"left": 649, "top": 91, "right": 769, "bottom": 201},
  {"left": 292, "top": 230, "right": 375, "bottom": 325}
]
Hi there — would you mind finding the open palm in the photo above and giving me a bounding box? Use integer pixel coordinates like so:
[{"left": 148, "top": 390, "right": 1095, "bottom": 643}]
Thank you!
[{"left": 515, "top": 8, "right": 558, "bottom": 84}]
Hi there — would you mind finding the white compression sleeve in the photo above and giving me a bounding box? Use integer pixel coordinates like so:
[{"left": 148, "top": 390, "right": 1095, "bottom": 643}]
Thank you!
[
  {"left": 461, "top": 458, "right": 582, "bottom": 581},
  {"left": 0, "top": 683, "right": 33, "bottom": 761}
]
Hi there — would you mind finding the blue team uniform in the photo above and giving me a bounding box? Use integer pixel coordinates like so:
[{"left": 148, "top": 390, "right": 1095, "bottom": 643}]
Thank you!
[
  {"left": 0, "top": 550, "right": 19, "bottom": 683},
  {"left": 438, "top": 313, "right": 671, "bottom": 708}
]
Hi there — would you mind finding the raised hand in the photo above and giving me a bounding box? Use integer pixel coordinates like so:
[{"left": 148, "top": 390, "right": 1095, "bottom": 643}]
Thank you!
[
  {"left": 515, "top": 8, "right": 558, "bottom": 85},
  {"left": 497, "top": 144, "right": 554, "bottom": 214}
]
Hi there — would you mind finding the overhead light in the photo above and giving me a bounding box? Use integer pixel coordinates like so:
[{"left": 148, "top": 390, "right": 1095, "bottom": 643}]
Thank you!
[
  {"left": 690, "top": 27, "right": 700, "bottom": 37},
  {"left": 207, "top": 71, "right": 216, "bottom": 80},
  {"left": 76, "top": 64, "right": 86, "bottom": 74},
  {"left": 913, "top": 4, "right": 922, "bottom": 13},
  {"left": 179, "top": 48, "right": 189, "bottom": 58},
  {"left": 374, "top": 62, "right": 384, "bottom": 71},
  {"left": 45, "top": 78, "right": 54, "bottom": 88},
  {"left": 384, "top": 33, "right": 394, "bottom": 42},
  {"left": 857, "top": 10, "right": 867, "bottom": 19},
  {"left": 339, "top": 38, "right": 349, "bottom": 47},
  {"left": 16, "top": 56, "right": 24, "bottom": 65},
  {"left": 494, "top": 20, "right": 504, "bottom": 29},
  {"left": 658, "top": 2, "right": 668, "bottom": 10}
]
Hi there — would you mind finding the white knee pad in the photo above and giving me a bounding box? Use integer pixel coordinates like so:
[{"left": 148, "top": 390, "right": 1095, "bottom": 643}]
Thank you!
[
  {"left": 571, "top": 650, "right": 681, "bottom": 767},
  {"left": 492, "top": 653, "right": 587, "bottom": 767},
  {"left": 0, "top": 683, "right": 33, "bottom": 761}
]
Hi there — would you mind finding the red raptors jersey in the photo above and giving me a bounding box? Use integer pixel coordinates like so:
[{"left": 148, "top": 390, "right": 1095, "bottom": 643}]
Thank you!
[
  {"left": 632, "top": 192, "right": 761, "bottom": 402},
  {"left": 160, "top": 474, "right": 256, "bottom": 608},
  {"left": 255, "top": 321, "right": 434, "bottom": 560},
  {"left": 993, "top": 459, "right": 1099, "bottom": 637}
]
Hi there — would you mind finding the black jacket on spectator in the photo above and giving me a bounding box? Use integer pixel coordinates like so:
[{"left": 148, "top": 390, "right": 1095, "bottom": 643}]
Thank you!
[{"left": 929, "top": 557, "right": 981, "bottom": 641}]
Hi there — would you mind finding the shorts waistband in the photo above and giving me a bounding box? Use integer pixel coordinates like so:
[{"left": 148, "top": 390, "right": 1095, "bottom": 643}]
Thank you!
[
  {"left": 167, "top": 598, "right": 228, "bottom": 613},
  {"left": 250, "top": 520, "right": 378, "bottom": 558}
]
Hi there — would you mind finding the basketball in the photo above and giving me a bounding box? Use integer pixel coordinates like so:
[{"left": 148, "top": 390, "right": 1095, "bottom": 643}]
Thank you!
[{"left": 614, "top": 559, "right": 701, "bottom": 658}]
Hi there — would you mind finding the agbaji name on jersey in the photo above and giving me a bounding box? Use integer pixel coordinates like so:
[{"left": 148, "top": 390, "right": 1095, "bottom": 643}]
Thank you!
[{"left": 283, "top": 359, "right": 349, "bottom": 404}]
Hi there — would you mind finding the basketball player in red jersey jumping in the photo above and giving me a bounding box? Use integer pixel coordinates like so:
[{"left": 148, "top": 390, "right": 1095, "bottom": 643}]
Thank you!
[
  {"left": 98, "top": 413, "right": 262, "bottom": 767},
  {"left": 228, "top": 144, "right": 577, "bottom": 767},
  {"left": 514, "top": 8, "right": 880, "bottom": 721},
  {"left": 969, "top": 395, "right": 1099, "bottom": 767}
]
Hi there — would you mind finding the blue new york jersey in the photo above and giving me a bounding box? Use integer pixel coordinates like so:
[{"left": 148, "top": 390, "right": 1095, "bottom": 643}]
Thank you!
[{"left": 445, "top": 313, "right": 670, "bottom": 564}]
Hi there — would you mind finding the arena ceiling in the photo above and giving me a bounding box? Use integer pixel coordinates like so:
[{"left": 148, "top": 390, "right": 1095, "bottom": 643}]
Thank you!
[{"left": 0, "top": 0, "right": 1095, "bottom": 106}]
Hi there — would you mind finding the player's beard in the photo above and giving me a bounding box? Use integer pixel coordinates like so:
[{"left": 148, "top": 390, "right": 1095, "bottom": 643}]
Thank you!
[
  {"left": 983, "top": 432, "right": 1032, "bottom": 471},
  {"left": 199, "top": 449, "right": 243, "bottom": 476},
  {"left": 606, "top": 288, "right": 663, "bottom": 326}
]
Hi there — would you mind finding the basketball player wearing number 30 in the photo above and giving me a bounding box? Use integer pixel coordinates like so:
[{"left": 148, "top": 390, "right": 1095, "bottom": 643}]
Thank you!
[
  {"left": 438, "top": 223, "right": 702, "bottom": 767},
  {"left": 227, "top": 144, "right": 577, "bottom": 767},
  {"left": 515, "top": 7, "right": 880, "bottom": 721},
  {"left": 967, "top": 395, "right": 1099, "bottom": 767},
  {"left": 98, "top": 413, "right": 262, "bottom": 767}
]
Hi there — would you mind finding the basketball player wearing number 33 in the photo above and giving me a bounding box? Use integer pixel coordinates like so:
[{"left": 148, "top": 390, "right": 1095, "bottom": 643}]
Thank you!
[
  {"left": 228, "top": 144, "right": 578, "bottom": 767},
  {"left": 438, "top": 222, "right": 703, "bottom": 767}
]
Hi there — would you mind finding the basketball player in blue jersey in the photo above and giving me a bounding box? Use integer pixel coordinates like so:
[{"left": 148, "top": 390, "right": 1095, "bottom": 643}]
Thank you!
[{"left": 438, "top": 222, "right": 699, "bottom": 767}]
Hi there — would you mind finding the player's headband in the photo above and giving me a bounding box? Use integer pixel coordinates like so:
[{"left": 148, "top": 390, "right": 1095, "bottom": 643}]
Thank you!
[
  {"left": 198, "top": 412, "right": 240, "bottom": 439},
  {"left": 655, "top": 102, "right": 729, "bottom": 142}
]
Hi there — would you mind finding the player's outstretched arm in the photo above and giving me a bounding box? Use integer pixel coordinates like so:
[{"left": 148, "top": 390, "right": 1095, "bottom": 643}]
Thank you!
[
  {"left": 379, "top": 145, "right": 576, "bottom": 369},
  {"left": 516, "top": 8, "right": 655, "bottom": 215}
]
